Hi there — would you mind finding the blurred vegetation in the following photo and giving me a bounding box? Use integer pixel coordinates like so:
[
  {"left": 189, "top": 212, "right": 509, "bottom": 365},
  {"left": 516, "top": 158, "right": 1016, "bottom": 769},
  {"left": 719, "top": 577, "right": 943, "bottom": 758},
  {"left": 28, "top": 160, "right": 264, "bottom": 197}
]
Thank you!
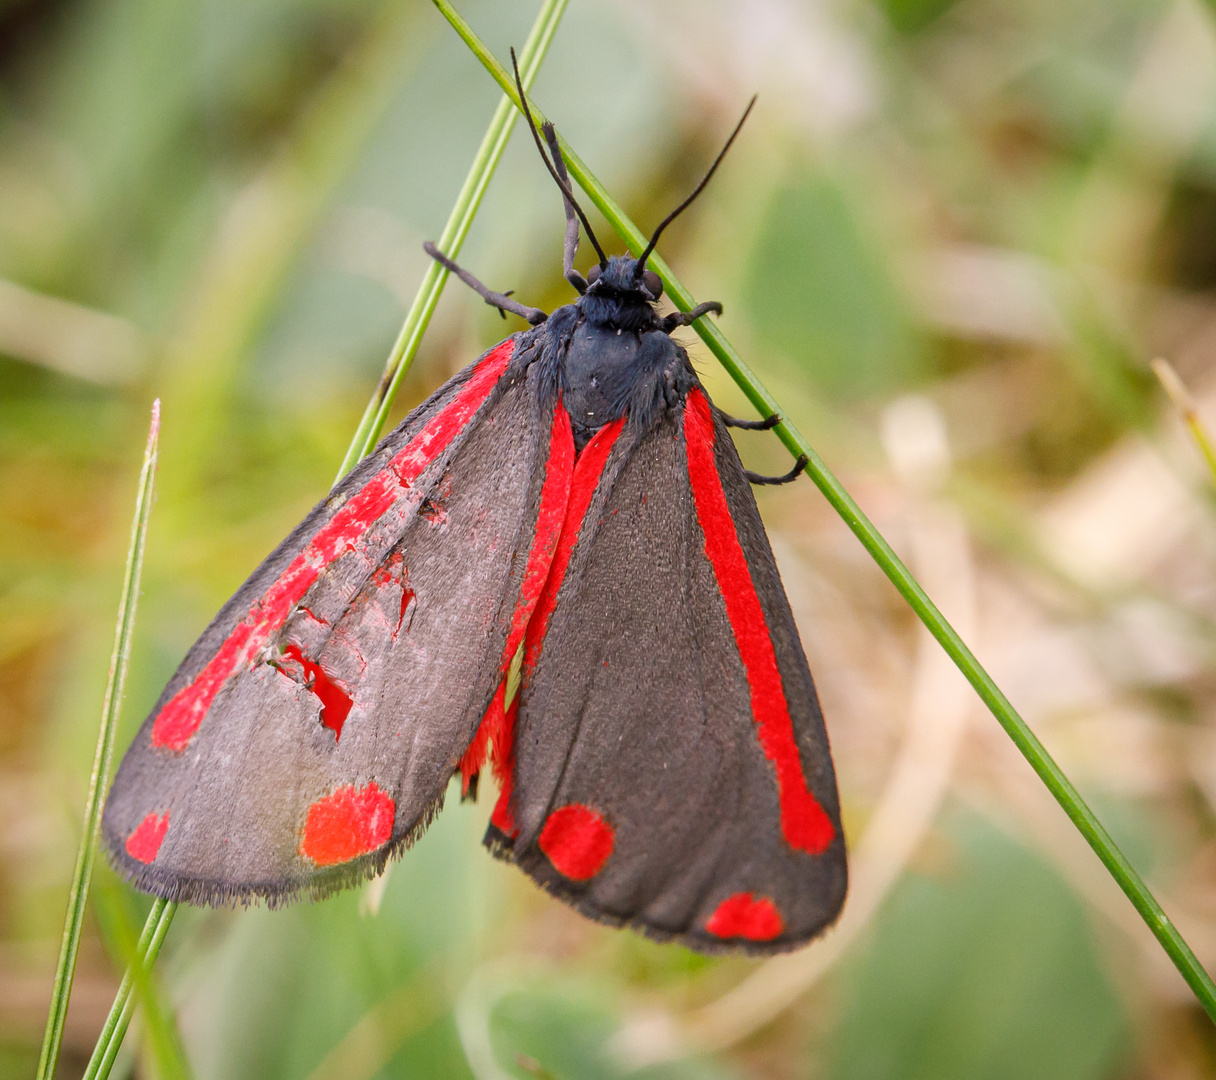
[{"left": 7, "top": 0, "right": 1216, "bottom": 1075}]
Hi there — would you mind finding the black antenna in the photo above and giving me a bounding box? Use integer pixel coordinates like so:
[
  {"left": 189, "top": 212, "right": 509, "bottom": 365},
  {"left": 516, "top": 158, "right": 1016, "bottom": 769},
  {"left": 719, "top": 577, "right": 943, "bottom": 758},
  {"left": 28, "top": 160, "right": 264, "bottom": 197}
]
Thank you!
[
  {"left": 635, "top": 96, "right": 757, "bottom": 276},
  {"left": 510, "top": 49, "right": 608, "bottom": 269}
]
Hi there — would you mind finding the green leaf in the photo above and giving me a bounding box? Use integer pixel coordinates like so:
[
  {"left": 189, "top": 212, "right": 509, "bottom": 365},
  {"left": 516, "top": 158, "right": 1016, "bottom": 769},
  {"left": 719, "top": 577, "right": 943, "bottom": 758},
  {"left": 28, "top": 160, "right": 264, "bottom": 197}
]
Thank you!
[
  {"left": 874, "top": 0, "right": 962, "bottom": 34},
  {"left": 831, "top": 814, "right": 1128, "bottom": 1080},
  {"left": 467, "top": 976, "right": 741, "bottom": 1080},
  {"left": 743, "top": 173, "right": 924, "bottom": 400}
]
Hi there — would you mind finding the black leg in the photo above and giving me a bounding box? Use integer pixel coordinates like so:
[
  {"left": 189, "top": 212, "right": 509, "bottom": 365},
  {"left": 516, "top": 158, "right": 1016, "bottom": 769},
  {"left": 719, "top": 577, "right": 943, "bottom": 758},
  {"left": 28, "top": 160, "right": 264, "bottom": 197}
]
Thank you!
[
  {"left": 721, "top": 411, "right": 780, "bottom": 430},
  {"left": 745, "top": 454, "right": 808, "bottom": 486},
  {"left": 424, "top": 242, "right": 547, "bottom": 325},
  {"left": 542, "top": 122, "right": 587, "bottom": 295},
  {"left": 662, "top": 301, "right": 723, "bottom": 332}
]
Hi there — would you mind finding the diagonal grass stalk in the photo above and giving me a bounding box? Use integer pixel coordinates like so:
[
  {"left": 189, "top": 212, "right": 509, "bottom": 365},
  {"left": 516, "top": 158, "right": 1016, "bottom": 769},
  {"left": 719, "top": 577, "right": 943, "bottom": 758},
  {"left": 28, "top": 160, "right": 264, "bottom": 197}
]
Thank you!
[
  {"left": 89, "top": 882, "right": 191, "bottom": 1078},
  {"left": 1152, "top": 358, "right": 1216, "bottom": 487},
  {"left": 82, "top": 898, "right": 176, "bottom": 1080},
  {"left": 335, "top": 0, "right": 570, "bottom": 480},
  {"left": 433, "top": 0, "right": 1216, "bottom": 1022},
  {"left": 37, "top": 402, "right": 161, "bottom": 1080},
  {"left": 80, "top": 2, "right": 570, "bottom": 1076}
]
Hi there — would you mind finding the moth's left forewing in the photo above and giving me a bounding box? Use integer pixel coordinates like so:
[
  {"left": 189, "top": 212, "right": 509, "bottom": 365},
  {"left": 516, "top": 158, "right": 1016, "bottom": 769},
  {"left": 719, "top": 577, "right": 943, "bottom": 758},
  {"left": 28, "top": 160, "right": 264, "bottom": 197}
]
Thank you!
[{"left": 497, "top": 383, "right": 846, "bottom": 954}]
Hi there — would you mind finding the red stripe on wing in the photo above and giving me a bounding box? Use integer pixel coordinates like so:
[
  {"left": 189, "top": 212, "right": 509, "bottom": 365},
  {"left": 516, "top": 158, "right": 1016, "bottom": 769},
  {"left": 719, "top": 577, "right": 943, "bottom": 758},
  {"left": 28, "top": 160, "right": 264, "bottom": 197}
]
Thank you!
[
  {"left": 503, "top": 405, "right": 576, "bottom": 665},
  {"left": 521, "top": 417, "right": 625, "bottom": 677},
  {"left": 683, "top": 389, "right": 834, "bottom": 856},
  {"left": 489, "top": 415, "right": 624, "bottom": 836},
  {"left": 460, "top": 403, "right": 573, "bottom": 796},
  {"left": 151, "top": 339, "right": 516, "bottom": 751}
]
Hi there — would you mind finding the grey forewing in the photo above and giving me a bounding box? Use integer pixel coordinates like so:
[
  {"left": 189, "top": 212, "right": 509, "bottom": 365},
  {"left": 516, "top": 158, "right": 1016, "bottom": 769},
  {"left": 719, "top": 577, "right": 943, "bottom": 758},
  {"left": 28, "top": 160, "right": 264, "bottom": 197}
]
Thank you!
[
  {"left": 102, "top": 350, "right": 557, "bottom": 904},
  {"left": 498, "top": 392, "right": 846, "bottom": 954}
]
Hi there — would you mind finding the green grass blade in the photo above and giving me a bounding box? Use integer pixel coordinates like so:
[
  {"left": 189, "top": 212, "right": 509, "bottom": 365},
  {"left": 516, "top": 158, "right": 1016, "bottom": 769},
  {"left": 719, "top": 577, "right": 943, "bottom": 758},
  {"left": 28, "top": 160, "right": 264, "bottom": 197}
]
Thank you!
[
  {"left": 82, "top": 2, "right": 572, "bottom": 1073},
  {"left": 1152, "top": 358, "right": 1216, "bottom": 487},
  {"left": 435, "top": 0, "right": 1216, "bottom": 1022},
  {"left": 90, "top": 882, "right": 192, "bottom": 1080},
  {"left": 334, "top": 0, "right": 570, "bottom": 482},
  {"left": 82, "top": 898, "right": 177, "bottom": 1080},
  {"left": 36, "top": 401, "right": 162, "bottom": 1080}
]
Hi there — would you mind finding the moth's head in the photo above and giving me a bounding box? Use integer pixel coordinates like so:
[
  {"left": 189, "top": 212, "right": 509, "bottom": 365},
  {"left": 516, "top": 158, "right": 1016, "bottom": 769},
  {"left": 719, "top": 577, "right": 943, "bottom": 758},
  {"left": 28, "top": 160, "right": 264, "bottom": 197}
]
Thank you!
[{"left": 584, "top": 255, "right": 663, "bottom": 304}]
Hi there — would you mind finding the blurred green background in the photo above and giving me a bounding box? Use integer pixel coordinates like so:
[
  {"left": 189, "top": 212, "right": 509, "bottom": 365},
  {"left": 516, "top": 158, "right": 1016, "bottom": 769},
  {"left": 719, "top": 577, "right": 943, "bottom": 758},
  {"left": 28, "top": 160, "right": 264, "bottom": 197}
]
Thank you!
[{"left": 5, "top": 0, "right": 1216, "bottom": 1075}]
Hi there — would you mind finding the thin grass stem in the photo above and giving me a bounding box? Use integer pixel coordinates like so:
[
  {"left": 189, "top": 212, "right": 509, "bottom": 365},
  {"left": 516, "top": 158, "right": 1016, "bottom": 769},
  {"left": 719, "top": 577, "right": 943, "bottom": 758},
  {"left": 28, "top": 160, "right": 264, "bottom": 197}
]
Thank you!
[
  {"left": 1152, "top": 358, "right": 1216, "bottom": 486},
  {"left": 82, "top": 899, "right": 176, "bottom": 1080},
  {"left": 81, "top": 2, "right": 571, "bottom": 1073},
  {"left": 36, "top": 402, "right": 161, "bottom": 1080},
  {"left": 334, "top": 0, "right": 570, "bottom": 481},
  {"left": 434, "top": 0, "right": 1216, "bottom": 1022}
]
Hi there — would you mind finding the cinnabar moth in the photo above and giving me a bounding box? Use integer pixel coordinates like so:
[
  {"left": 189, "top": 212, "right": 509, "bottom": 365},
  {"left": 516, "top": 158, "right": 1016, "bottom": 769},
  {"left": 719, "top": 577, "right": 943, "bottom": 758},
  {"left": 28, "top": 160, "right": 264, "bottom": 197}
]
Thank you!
[{"left": 102, "top": 62, "right": 847, "bottom": 954}]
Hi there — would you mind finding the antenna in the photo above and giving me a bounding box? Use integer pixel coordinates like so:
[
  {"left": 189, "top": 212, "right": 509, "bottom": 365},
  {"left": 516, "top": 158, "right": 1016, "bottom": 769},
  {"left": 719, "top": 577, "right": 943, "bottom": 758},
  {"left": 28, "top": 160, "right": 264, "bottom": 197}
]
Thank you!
[
  {"left": 635, "top": 97, "right": 756, "bottom": 276},
  {"left": 510, "top": 49, "right": 608, "bottom": 268}
]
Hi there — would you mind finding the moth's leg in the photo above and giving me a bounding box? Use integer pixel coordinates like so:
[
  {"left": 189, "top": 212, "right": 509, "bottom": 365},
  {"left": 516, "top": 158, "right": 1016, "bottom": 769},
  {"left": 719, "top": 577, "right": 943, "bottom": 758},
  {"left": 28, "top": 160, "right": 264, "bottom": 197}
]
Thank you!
[
  {"left": 423, "top": 242, "right": 548, "bottom": 325},
  {"left": 745, "top": 454, "right": 808, "bottom": 486},
  {"left": 662, "top": 302, "right": 723, "bottom": 331},
  {"left": 720, "top": 411, "right": 781, "bottom": 431},
  {"left": 542, "top": 122, "right": 588, "bottom": 295}
]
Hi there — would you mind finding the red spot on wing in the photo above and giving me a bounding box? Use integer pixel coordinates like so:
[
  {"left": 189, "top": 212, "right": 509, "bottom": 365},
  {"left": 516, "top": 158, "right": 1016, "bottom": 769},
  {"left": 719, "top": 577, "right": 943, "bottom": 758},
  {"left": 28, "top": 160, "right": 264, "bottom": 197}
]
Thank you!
[
  {"left": 151, "top": 340, "right": 514, "bottom": 751},
  {"left": 125, "top": 811, "right": 169, "bottom": 864},
  {"left": 370, "top": 550, "right": 401, "bottom": 587},
  {"left": 538, "top": 804, "right": 614, "bottom": 880},
  {"left": 281, "top": 644, "right": 353, "bottom": 739},
  {"left": 299, "top": 782, "right": 395, "bottom": 866},
  {"left": 419, "top": 499, "right": 449, "bottom": 527},
  {"left": 683, "top": 389, "right": 834, "bottom": 855},
  {"left": 370, "top": 551, "right": 415, "bottom": 636},
  {"left": 398, "top": 584, "right": 416, "bottom": 635},
  {"left": 706, "top": 892, "right": 784, "bottom": 941}
]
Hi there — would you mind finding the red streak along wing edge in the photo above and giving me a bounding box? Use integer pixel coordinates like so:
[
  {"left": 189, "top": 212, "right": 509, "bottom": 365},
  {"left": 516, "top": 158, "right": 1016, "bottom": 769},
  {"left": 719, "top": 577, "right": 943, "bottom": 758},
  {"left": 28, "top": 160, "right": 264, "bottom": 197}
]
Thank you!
[
  {"left": 102, "top": 336, "right": 567, "bottom": 904},
  {"left": 152, "top": 342, "right": 515, "bottom": 753},
  {"left": 683, "top": 389, "right": 835, "bottom": 856}
]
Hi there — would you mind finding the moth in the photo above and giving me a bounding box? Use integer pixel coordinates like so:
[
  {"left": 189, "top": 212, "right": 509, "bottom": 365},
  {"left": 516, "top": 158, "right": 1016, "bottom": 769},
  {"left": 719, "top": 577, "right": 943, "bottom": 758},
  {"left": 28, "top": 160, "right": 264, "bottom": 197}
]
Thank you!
[{"left": 102, "top": 64, "right": 847, "bottom": 954}]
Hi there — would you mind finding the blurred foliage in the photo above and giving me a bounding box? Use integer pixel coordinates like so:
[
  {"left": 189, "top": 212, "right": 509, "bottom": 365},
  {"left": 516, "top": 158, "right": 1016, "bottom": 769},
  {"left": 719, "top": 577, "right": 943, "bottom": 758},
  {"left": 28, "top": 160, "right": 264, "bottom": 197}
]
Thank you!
[
  {"left": 744, "top": 173, "right": 924, "bottom": 400},
  {"left": 9, "top": 0, "right": 1216, "bottom": 1075},
  {"left": 829, "top": 815, "right": 1126, "bottom": 1080}
]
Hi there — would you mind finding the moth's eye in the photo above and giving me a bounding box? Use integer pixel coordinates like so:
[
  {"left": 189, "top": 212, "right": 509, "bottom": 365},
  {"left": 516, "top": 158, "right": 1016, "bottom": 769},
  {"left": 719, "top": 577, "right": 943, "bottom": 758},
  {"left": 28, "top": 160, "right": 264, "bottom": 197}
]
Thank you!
[
  {"left": 643, "top": 269, "right": 663, "bottom": 299},
  {"left": 586, "top": 264, "right": 602, "bottom": 285}
]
